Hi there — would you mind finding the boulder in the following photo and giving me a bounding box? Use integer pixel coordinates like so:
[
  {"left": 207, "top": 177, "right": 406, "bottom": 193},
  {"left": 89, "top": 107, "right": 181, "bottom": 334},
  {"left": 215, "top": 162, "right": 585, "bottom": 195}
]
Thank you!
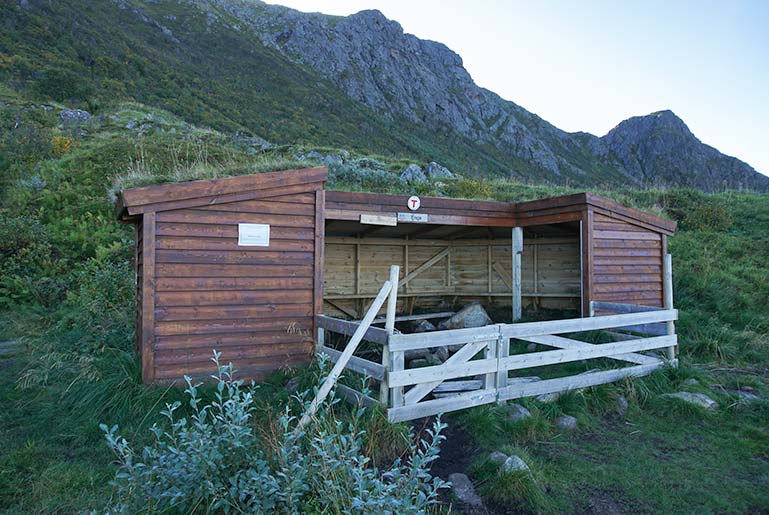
[
  {"left": 284, "top": 377, "right": 300, "bottom": 393},
  {"left": 448, "top": 473, "right": 483, "bottom": 507},
  {"left": 425, "top": 161, "right": 454, "bottom": 180},
  {"left": 60, "top": 109, "right": 91, "bottom": 124},
  {"left": 400, "top": 164, "right": 427, "bottom": 183},
  {"left": 412, "top": 319, "right": 437, "bottom": 333},
  {"left": 682, "top": 378, "right": 700, "bottom": 386},
  {"left": 502, "top": 455, "right": 530, "bottom": 473},
  {"left": 555, "top": 415, "right": 578, "bottom": 431},
  {"left": 321, "top": 153, "right": 344, "bottom": 167},
  {"left": 661, "top": 392, "right": 719, "bottom": 410},
  {"left": 507, "top": 403, "right": 532, "bottom": 422},
  {"left": 488, "top": 451, "right": 508, "bottom": 465},
  {"left": 432, "top": 345, "right": 449, "bottom": 363},
  {"left": 536, "top": 392, "right": 559, "bottom": 403},
  {"left": 616, "top": 395, "right": 629, "bottom": 417},
  {"left": 438, "top": 302, "right": 492, "bottom": 330},
  {"left": 409, "top": 358, "right": 430, "bottom": 368},
  {"left": 404, "top": 348, "right": 430, "bottom": 361},
  {"left": 733, "top": 390, "right": 759, "bottom": 401}
]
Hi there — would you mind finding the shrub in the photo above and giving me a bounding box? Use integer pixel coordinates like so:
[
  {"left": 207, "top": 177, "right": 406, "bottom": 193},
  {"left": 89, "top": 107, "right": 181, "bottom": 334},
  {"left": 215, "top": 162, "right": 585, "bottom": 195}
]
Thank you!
[
  {"left": 51, "top": 135, "right": 74, "bottom": 156},
  {"left": 101, "top": 355, "right": 448, "bottom": 513}
]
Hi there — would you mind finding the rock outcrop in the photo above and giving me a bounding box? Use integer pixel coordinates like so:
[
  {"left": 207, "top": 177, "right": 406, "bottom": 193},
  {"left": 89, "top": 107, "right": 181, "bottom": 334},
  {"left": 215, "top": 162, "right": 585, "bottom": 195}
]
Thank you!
[{"left": 210, "top": 0, "right": 768, "bottom": 191}]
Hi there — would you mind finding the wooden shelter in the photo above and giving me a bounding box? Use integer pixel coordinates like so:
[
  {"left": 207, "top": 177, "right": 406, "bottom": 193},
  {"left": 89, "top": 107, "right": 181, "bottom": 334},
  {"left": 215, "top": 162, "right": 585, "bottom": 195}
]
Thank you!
[{"left": 117, "top": 167, "right": 677, "bottom": 390}]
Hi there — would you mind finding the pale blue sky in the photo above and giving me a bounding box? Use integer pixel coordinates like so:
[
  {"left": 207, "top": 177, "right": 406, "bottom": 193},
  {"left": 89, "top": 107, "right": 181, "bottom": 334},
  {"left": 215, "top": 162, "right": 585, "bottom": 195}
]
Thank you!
[{"left": 267, "top": 0, "right": 769, "bottom": 175}]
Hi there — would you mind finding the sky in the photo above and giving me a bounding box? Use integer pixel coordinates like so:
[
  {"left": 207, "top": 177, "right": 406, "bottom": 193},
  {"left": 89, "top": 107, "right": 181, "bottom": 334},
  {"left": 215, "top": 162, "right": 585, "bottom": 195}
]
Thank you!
[{"left": 265, "top": 0, "right": 769, "bottom": 176}]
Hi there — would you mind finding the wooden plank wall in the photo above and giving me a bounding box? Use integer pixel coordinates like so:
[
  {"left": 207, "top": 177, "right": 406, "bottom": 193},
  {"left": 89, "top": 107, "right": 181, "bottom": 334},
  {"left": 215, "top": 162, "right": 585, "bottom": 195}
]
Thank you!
[
  {"left": 148, "top": 191, "right": 319, "bottom": 381},
  {"left": 591, "top": 212, "right": 664, "bottom": 307},
  {"left": 323, "top": 237, "right": 580, "bottom": 317}
]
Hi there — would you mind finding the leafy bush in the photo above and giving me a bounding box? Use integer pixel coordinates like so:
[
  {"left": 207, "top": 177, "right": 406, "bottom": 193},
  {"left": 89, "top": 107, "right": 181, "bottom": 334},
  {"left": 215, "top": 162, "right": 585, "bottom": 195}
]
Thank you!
[
  {"left": 102, "top": 355, "right": 448, "bottom": 513},
  {"left": 663, "top": 189, "right": 733, "bottom": 232},
  {"left": 0, "top": 214, "right": 66, "bottom": 308}
]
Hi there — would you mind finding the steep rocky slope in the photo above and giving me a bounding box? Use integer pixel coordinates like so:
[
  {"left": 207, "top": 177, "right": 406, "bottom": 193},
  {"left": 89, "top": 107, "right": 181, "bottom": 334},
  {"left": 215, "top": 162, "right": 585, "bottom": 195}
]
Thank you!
[
  {"left": 205, "top": 0, "right": 768, "bottom": 191},
  {"left": 3, "top": 0, "right": 767, "bottom": 190}
]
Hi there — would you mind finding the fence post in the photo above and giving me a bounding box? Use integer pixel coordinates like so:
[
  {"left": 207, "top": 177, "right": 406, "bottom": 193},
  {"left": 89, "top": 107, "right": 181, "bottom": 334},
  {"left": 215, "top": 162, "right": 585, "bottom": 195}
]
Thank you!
[
  {"left": 663, "top": 253, "right": 676, "bottom": 362},
  {"left": 512, "top": 227, "right": 523, "bottom": 322},
  {"left": 495, "top": 333, "right": 508, "bottom": 404},
  {"left": 380, "top": 265, "right": 400, "bottom": 405}
]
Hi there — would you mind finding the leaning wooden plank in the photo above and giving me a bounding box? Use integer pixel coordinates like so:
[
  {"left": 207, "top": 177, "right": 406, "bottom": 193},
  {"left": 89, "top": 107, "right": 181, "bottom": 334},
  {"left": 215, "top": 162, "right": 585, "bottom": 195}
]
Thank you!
[
  {"left": 389, "top": 324, "right": 501, "bottom": 352},
  {"left": 498, "top": 336, "right": 675, "bottom": 372},
  {"left": 591, "top": 301, "right": 664, "bottom": 314},
  {"left": 315, "top": 315, "right": 389, "bottom": 345},
  {"left": 398, "top": 248, "right": 450, "bottom": 288},
  {"left": 492, "top": 261, "right": 512, "bottom": 289},
  {"left": 317, "top": 346, "right": 385, "bottom": 381},
  {"left": 388, "top": 388, "right": 497, "bottom": 423},
  {"left": 521, "top": 334, "right": 662, "bottom": 366},
  {"left": 390, "top": 356, "right": 497, "bottom": 388},
  {"left": 297, "top": 280, "right": 392, "bottom": 430},
  {"left": 403, "top": 340, "right": 489, "bottom": 405},
  {"left": 497, "top": 362, "right": 666, "bottom": 402},
  {"left": 499, "top": 310, "right": 677, "bottom": 339},
  {"left": 335, "top": 384, "right": 379, "bottom": 408}
]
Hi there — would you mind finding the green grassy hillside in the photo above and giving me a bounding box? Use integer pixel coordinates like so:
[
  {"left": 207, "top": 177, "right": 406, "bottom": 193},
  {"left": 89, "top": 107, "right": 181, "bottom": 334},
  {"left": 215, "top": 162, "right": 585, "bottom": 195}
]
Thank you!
[
  {"left": 0, "top": 0, "right": 539, "bottom": 181},
  {"left": 0, "top": 98, "right": 767, "bottom": 512}
]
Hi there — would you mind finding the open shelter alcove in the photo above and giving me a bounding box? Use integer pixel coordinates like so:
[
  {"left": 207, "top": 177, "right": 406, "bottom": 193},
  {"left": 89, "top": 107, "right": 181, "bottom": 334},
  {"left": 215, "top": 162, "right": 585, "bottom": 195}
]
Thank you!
[{"left": 117, "top": 167, "right": 678, "bottom": 416}]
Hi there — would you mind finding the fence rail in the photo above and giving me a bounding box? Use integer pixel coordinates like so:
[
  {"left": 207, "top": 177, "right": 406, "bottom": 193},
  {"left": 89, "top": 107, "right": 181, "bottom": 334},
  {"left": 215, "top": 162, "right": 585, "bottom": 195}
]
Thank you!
[{"left": 312, "top": 255, "right": 678, "bottom": 424}]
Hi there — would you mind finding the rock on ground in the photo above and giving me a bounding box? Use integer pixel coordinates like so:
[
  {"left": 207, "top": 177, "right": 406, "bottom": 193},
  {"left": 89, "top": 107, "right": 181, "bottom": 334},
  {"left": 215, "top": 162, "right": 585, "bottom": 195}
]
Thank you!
[
  {"left": 555, "top": 415, "right": 578, "bottom": 431},
  {"left": 661, "top": 392, "right": 719, "bottom": 410},
  {"left": 507, "top": 403, "right": 532, "bottom": 422},
  {"left": 60, "top": 109, "right": 91, "bottom": 124},
  {"left": 412, "top": 319, "right": 437, "bottom": 333},
  {"left": 438, "top": 302, "right": 492, "bottom": 330},
  {"left": 400, "top": 164, "right": 427, "bottom": 183},
  {"left": 488, "top": 451, "right": 508, "bottom": 465},
  {"left": 682, "top": 378, "right": 700, "bottom": 386},
  {"left": 616, "top": 395, "right": 629, "bottom": 417},
  {"left": 502, "top": 455, "right": 530, "bottom": 473},
  {"left": 425, "top": 161, "right": 454, "bottom": 179},
  {"left": 448, "top": 473, "right": 483, "bottom": 507},
  {"left": 733, "top": 390, "right": 760, "bottom": 401}
]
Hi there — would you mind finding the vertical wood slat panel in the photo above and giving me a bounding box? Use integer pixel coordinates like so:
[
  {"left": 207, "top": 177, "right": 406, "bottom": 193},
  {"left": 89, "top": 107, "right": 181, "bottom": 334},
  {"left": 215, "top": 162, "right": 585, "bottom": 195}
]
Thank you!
[
  {"left": 314, "top": 190, "right": 325, "bottom": 338},
  {"left": 142, "top": 213, "right": 156, "bottom": 383},
  {"left": 591, "top": 212, "right": 664, "bottom": 308}
]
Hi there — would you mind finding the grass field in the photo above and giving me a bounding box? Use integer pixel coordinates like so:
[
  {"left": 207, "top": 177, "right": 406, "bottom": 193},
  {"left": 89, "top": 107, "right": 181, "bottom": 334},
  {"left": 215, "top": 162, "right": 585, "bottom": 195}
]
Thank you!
[{"left": 1, "top": 98, "right": 768, "bottom": 512}]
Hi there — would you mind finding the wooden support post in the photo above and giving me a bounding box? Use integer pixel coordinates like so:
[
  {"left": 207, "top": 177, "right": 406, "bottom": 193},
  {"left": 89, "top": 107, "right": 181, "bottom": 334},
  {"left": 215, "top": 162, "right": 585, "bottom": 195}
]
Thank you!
[
  {"left": 512, "top": 227, "right": 523, "bottom": 322},
  {"left": 381, "top": 265, "right": 400, "bottom": 405},
  {"left": 663, "top": 253, "right": 676, "bottom": 362}
]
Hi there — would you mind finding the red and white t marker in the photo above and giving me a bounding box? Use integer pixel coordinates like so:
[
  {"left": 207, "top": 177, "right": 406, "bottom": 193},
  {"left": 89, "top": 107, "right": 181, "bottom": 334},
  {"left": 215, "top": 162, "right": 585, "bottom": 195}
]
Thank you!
[{"left": 407, "top": 195, "right": 421, "bottom": 211}]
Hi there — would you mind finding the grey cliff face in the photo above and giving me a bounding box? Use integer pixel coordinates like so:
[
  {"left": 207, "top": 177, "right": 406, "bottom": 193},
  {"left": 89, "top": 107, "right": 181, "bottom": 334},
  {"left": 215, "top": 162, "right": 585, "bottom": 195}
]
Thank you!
[{"left": 201, "top": 0, "right": 767, "bottom": 191}]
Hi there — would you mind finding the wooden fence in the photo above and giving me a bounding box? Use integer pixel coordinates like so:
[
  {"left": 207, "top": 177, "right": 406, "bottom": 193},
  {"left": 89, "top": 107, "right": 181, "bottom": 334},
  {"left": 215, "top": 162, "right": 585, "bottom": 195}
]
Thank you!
[{"left": 312, "top": 258, "right": 678, "bottom": 424}]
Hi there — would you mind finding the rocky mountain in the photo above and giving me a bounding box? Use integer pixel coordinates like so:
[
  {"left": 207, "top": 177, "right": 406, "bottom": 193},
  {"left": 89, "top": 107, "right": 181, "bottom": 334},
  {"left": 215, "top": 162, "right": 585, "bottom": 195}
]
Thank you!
[
  {"left": 3, "top": 0, "right": 767, "bottom": 191},
  {"left": 204, "top": 0, "right": 768, "bottom": 191}
]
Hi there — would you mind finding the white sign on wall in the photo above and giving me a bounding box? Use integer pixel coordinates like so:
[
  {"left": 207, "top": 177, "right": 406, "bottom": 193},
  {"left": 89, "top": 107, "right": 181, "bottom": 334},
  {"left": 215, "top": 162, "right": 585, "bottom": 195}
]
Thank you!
[
  {"left": 398, "top": 212, "right": 429, "bottom": 223},
  {"left": 407, "top": 195, "right": 421, "bottom": 211},
  {"left": 238, "top": 223, "right": 270, "bottom": 246}
]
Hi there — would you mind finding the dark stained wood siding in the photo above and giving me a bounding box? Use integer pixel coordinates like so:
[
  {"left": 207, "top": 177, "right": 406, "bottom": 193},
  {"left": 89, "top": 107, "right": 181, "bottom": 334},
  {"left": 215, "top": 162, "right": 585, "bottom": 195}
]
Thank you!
[
  {"left": 590, "top": 212, "right": 664, "bottom": 307},
  {"left": 149, "top": 190, "right": 319, "bottom": 381}
]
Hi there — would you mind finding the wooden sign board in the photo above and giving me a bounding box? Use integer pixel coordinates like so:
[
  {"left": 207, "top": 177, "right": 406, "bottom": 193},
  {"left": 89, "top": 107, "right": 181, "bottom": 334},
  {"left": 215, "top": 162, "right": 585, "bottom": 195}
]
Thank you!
[
  {"left": 360, "top": 213, "right": 397, "bottom": 226},
  {"left": 397, "top": 212, "right": 429, "bottom": 223}
]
